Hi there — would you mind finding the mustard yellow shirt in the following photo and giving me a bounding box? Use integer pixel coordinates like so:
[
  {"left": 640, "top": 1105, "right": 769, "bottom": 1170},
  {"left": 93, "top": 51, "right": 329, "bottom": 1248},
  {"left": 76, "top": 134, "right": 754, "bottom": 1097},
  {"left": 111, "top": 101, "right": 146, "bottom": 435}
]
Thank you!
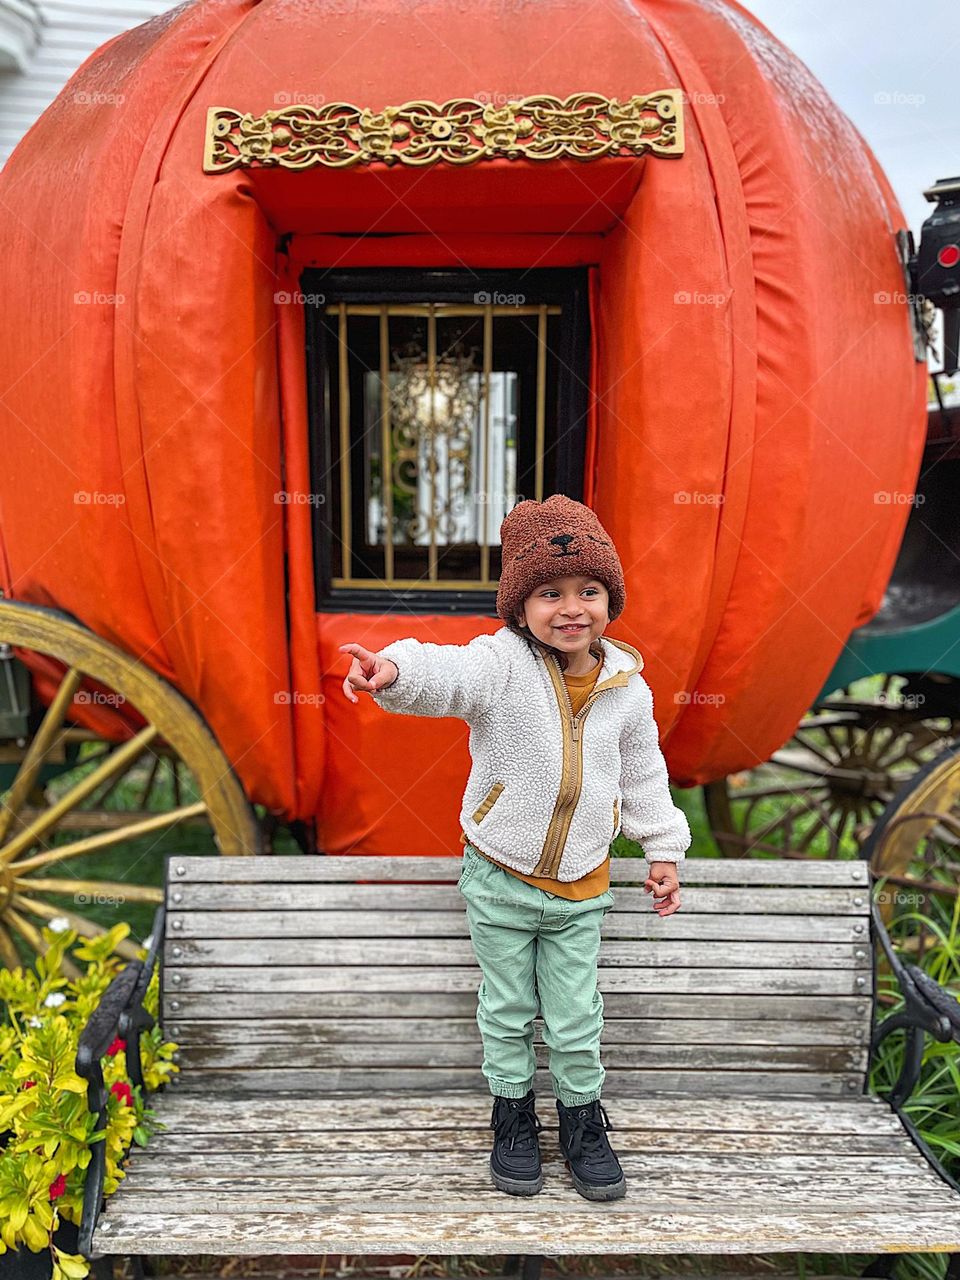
[{"left": 460, "top": 647, "right": 611, "bottom": 900}]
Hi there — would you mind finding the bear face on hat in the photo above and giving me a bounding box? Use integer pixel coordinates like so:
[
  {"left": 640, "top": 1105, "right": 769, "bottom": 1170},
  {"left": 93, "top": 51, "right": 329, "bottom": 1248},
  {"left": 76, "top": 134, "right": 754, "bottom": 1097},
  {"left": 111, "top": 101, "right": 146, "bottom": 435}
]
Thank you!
[{"left": 496, "top": 495, "right": 626, "bottom": 625}]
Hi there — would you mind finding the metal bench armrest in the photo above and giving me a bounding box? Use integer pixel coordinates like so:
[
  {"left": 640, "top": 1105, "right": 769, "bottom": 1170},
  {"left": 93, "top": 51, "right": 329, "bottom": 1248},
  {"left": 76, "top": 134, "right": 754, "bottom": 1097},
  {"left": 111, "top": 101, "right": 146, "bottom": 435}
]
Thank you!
[
  {"left": 74, "top": 904, "right": 166, "bottom": 1259},
  {"left": 869, "top": 890, "right": 960, "bottom": 1192}
]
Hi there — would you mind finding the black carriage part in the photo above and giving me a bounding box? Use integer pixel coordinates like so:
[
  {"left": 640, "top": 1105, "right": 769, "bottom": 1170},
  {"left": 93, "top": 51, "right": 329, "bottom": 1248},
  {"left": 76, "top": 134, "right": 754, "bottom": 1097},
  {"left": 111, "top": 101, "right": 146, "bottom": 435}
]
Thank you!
[{"left": 912, "top": 175, "right": 960, "bottom": 374}]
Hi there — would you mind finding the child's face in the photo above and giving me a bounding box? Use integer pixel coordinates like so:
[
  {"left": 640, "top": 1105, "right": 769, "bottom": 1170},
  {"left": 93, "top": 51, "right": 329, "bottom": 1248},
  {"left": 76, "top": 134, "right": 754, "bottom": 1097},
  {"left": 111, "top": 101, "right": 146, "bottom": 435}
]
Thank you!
[{"left": 519, "top": 575, "right": 610, "bottom": 656}]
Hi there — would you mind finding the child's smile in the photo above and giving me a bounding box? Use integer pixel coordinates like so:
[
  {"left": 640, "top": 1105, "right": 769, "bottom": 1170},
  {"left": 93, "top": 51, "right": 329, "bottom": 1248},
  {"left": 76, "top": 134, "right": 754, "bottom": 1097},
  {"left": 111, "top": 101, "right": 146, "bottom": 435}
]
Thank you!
[{"left": 519, "top": 574, "right": 610, "bottom": 674}]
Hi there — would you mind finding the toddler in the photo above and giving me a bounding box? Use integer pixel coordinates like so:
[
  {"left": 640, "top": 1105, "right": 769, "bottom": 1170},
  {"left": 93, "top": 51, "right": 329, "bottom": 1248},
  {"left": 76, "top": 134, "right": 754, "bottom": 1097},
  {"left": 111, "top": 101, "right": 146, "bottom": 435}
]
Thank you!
[{"left": 340, "top": 494, "right": 691, "bottom": 1201}]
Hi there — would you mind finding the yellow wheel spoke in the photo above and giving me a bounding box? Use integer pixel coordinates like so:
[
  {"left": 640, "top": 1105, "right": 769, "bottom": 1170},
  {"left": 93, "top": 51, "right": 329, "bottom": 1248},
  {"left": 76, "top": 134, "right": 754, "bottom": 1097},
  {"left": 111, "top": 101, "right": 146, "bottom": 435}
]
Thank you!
[
  {"left": 15, "top": 875, "right": 163, "bottom": 904},
  {"left": 0, "top": 666, "right": 83, "bottom": 845},
  {"left": 0, "top": 599, "right": 258, "bottom": 971},
  {"left": 5, "top": 903, "right": 47, "bottom": 952},
  {"left": 0, "top": 725, "right": 159, "bottom": 865},
  {"left": 12, "top": 801, "right": 208, "bottom": 873},
  {"left": 0, "top": 923, "right": 21, "bottom": 969}
]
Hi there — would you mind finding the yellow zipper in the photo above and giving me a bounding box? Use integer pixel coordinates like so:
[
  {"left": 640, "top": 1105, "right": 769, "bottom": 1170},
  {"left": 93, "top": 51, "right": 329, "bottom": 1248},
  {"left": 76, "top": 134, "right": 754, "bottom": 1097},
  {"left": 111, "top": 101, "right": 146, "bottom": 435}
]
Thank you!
[{"left": 533, "top": 658, "right": 605, "bottom": 878}]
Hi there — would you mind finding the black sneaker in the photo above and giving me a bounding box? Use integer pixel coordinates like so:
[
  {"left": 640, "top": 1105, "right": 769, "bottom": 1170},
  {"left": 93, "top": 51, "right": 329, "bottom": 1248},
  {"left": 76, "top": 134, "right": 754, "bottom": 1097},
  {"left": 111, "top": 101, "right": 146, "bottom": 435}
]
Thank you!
[
  {"left": 489, "top": 1090, "right": 545, "bottom": 1196},
  {"left": 556, "top": 1098, "right": 627, "bottom": 1200}
]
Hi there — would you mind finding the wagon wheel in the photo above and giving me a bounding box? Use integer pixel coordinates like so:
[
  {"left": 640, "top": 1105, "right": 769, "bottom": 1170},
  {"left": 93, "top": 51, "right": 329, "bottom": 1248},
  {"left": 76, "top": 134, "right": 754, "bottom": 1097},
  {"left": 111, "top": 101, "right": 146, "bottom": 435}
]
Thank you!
[
  {"left": 704, "top": 673, "right": 960, "bottom": 872},
  {"left": 0, "top": 599, "right": 260, "bottom": 973},
  {"left": 860, "top": 739, "right": 960, "bottom": 929}
]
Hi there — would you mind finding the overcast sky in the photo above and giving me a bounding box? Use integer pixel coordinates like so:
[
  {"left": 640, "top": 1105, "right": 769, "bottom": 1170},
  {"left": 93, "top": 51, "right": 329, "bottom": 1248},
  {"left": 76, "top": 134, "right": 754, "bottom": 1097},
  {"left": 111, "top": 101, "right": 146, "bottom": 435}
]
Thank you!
[{"left": 744, "top": 0, "right": 959, "bottom": 241}]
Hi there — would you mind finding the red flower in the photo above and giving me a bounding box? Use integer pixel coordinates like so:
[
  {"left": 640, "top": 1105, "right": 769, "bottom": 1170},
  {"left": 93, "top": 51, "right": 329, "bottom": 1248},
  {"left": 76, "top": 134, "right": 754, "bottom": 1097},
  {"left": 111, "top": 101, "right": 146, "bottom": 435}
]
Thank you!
[
  {"left": 110, "top": 1081, "right": 133, "bottom": 1106},
  {"left": 106, "top": 1037, "right": 126, "bottom": 1056},
  {"left": 49, "top": 1175, "right": 66, "bottom": 1199},
  {"left": 22, "top": 1080, "right": 35, "bottom": 1090}
]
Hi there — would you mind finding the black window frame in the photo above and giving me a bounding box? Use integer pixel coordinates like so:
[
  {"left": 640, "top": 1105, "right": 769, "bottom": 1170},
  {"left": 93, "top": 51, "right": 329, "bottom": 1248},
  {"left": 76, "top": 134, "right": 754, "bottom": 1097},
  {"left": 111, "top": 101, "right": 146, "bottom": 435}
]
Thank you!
[{"left": 303, "top": 265, "right": 591, "bottom": 615}]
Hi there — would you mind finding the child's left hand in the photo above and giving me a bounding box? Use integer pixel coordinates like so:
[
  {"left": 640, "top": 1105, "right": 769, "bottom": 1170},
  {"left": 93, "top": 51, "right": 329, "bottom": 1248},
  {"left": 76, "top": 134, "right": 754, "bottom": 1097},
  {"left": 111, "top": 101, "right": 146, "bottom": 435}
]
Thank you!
[{"left": 645, "top": 861, "right": 681, "bottom": 916}]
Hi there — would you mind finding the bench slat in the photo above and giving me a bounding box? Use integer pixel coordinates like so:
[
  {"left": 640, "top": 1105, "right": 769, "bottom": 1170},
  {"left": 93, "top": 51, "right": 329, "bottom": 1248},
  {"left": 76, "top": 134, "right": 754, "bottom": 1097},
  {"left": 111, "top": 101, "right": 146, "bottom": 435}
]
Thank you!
[
  {"left": 164, "top": 1016, "right": 866, "bottom": 1047},
  {"left": 124, "top": 1152, "right": 936, "bottom": 1177},
  {"left": 172, "top": 1041, "right": 866, "bottom": 1072},
  {"left": 166, "top": 855, "right": 870, "bottom": 885},
  {"left": 92, "top": 1206, "right": 960, "bottom": 1255},
  {"left": 165, "top": 910, "right": 868, "bottom": 942},
  {"left": 142, "top": 1091, "right": 905, "bottom": 1132},
  {"left": 103, "top": 1172, "right": 947, "bottom": 1203},
  {"left": 162, "top": 992, "right": 870, "bottom": 1021},
  {"left": 128, "top": 1129, "right": 914, "bottom": 1156},
  {"left": 166, "top": 885, "right": 869, "bottom": 914},
  {"left": 167, "top": 1067, "right": 868, "bottom": 1095},
  {"left": 164, "top": 965, "right": 872, "bottom": 994},
  {"left": 164, "top": 938, "right": 871, "bottom": 968}
]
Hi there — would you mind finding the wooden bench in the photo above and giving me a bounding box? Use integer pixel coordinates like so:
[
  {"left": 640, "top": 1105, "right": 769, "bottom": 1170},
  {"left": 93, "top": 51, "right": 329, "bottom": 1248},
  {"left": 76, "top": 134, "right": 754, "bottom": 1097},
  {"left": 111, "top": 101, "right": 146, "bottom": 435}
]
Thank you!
[{"left": 76, "top": 854, "right": 960, "bottom": 1275}]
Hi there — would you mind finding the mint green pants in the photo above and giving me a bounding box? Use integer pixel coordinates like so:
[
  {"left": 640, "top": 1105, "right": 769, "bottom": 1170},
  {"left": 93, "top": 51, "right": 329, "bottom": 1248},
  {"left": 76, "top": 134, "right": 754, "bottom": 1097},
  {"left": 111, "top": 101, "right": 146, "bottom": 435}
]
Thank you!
[{"left": 457, "top": 842, "right": 616, "bottom": 1108}]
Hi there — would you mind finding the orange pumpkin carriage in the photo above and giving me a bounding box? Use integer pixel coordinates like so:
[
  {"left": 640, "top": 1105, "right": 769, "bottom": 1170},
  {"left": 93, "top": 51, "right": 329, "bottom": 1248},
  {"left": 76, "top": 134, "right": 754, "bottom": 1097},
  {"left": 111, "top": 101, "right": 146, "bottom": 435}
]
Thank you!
[{"left": 0, "top": 0, "right": 938, "bottom": 966}]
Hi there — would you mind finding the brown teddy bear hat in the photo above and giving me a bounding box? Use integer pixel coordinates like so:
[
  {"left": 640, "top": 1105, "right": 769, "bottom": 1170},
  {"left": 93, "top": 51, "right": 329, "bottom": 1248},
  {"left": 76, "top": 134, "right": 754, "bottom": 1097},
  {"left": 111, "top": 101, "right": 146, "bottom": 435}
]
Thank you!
[{"left": 496, "top": 494, "right": 626, "bottom": 625}]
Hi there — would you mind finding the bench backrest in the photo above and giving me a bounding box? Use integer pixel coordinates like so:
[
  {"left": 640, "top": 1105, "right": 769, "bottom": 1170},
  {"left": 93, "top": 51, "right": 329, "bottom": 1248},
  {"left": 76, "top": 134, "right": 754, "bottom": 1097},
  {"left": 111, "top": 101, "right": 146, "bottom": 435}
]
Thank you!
[{"left": 160, "top": 854, "right": 874, "bottom": 1097}]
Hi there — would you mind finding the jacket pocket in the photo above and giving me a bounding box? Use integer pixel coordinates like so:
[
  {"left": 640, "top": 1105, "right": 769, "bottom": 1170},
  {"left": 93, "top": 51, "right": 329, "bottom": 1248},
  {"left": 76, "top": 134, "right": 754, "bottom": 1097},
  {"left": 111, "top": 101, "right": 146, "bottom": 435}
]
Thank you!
[{"left": 472, "top": 781, "right": 505, "bottom": 824}]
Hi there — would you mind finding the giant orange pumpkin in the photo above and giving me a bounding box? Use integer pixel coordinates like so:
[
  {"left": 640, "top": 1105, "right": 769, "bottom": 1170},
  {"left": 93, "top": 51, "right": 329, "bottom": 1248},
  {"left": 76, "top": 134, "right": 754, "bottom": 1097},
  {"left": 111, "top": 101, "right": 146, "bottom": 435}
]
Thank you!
[{"left": 0, "top": 0, "right": 927, "bottom": 855}]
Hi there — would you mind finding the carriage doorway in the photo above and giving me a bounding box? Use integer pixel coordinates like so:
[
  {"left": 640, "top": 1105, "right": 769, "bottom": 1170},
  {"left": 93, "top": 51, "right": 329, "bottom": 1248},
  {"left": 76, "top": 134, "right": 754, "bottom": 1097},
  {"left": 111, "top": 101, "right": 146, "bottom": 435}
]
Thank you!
[{"left": 303, "top": 267, "right": 591, "bottom": 613}]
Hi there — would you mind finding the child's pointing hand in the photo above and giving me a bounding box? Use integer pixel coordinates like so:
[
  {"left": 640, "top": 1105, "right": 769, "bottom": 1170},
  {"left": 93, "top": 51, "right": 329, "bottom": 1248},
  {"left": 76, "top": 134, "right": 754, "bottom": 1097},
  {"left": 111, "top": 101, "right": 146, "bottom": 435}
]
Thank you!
[
  {"left": 339, "top": 643, "right": 399, "bottom": 704},
  {"left": 644, "top": 861, "right": 682, "bottom": 916}
]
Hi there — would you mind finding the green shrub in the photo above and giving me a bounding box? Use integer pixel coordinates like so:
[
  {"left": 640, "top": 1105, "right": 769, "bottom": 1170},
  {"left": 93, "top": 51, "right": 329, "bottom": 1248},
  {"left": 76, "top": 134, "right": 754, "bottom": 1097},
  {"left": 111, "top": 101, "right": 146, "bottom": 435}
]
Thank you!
[{"left": 0, "top": 920, "right": 178, "bottom": 1279}]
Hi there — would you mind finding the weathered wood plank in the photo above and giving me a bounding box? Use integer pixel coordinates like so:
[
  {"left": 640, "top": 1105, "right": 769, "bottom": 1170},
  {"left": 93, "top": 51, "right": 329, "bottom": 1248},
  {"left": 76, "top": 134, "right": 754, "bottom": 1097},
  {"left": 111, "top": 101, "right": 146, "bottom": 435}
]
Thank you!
[
  {"left": 164, "top": 938, "right": 872, "bottom": 969},
  {"left": 123, "top": 1150, "right": 932, "bottom": 1179},
  {"left": 170, "top": 1041, "right": 866, "bottom": 1072},
  {"left": 162, "top": 966, "right": 872, "bottom": 995},
  {"left": 164, "top": 909, "right": 867, "bottom": 942},
  {"left": 165, "top": 854, "right": 870, "bottom": 886},
  {"left": 107, "top": 1176, "right": 950, "bottom": 1208},
  {"left": 163, "top": 1016, "right": 867, "bottom": 1048},
  {"left": 143, "top": 1091, "right": 903, "bottom": 1131},
  {"left": 166, "top": 884, "right": 869, "bottom": 914},
  {"left": 166, "top": 1067, "right": 868, "bottom": 1095},
  {"left": 90, "top": 1206, "right": 960, "bottom": 1256},
  {"left": 127, "top": 1129, "right": 914, "bottom": 1157},
  {"left": 160, "top": 992, "right": 871, "bottom": 1022}
]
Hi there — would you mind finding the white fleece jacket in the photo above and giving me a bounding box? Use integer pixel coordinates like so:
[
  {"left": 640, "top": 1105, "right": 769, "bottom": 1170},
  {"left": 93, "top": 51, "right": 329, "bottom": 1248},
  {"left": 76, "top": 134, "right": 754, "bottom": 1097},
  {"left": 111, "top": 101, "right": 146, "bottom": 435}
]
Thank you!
[{"left": 369, "top": 626, "right": 691, "bottom": 882}]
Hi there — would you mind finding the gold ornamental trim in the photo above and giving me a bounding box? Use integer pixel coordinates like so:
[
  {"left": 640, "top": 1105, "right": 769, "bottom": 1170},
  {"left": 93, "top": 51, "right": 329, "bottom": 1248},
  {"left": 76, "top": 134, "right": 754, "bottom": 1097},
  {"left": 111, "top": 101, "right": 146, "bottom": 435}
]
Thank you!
[{"left": 201, "top": 91, "right": 684, "bottom": 173}]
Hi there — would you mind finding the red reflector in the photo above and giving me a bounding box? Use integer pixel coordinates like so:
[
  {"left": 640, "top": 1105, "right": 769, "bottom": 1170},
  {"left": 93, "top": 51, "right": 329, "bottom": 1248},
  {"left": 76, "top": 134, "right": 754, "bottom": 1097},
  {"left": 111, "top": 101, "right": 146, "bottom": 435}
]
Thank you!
[{"left": 938, "top": 244, "right": 960, "bottom": 268}]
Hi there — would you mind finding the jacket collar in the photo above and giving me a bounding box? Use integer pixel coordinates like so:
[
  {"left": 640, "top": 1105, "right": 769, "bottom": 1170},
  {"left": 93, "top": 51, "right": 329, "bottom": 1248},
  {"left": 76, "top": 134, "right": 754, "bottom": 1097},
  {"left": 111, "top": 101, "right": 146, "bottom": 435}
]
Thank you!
[
  {"left": 591, "top": 635, "right": 644, "bottom": 691},
  {"left": 499, "top": 626, "right": 643, "bottom": 691}
]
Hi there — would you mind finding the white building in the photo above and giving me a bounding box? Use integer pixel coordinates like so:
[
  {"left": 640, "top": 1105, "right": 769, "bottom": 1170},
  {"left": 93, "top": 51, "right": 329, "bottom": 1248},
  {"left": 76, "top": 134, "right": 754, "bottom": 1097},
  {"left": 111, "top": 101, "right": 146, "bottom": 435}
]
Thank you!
[{"left": 0, "top": 0, "right": 171, "bottom": 166}]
